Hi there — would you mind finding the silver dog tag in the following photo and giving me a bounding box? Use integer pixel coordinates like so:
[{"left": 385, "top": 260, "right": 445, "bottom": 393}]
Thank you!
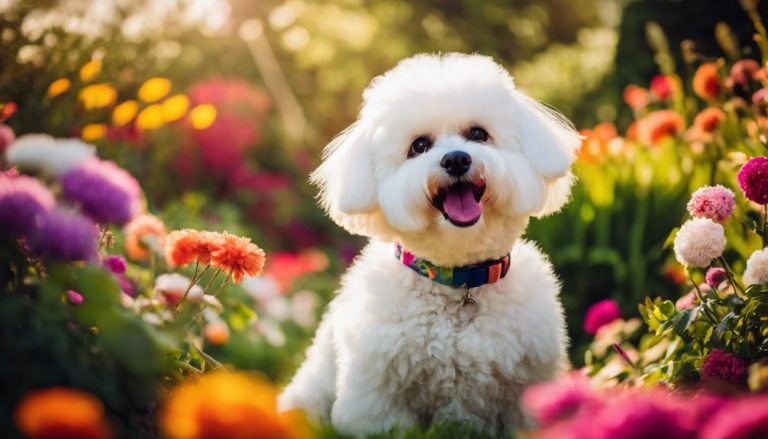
[{"left": 463, "top": 288, "right": 479, "bottom": 323}]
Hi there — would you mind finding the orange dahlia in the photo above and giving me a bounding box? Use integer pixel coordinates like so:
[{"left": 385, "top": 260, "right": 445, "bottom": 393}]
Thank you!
[
  {"left": 210, "top": 232, "right": 265, "bottom": 283},
  {"left": 160, "top": 372, "right": 306, "bottom": 439},
  {"left": 165, "top": 229, "right": 223, "bottom": 267},
  {"left": 123, "top": 213, "right": 166, "bottom": 260},
  {"left": 14, "top": 387, "right": 112, "bottom": 439},
  {"left": 693, "top": 63, "right": 721, "bottom": 100},
  {"left": 638, "top": 110, "right": 686, "bottom": 145},
  {"left": 693, "top": 107, "right": 726, "bottom": 133}
]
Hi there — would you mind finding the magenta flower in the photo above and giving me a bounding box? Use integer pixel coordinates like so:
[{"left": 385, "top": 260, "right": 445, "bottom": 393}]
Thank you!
[
  {"left": 687, "top": 185, "right": 735, "bottom": 223},
  {"left": 705, "top": 267, "right": 728, "bottom": 288},
  {"left": 700, "top": 396, "right": 768, "bottom": 439},
  {"left": 60, "top": 158, "right": 142, "bottom": 225},
  {"left": 0, "top": 174, "right": 55, "bottom": 237},
  {"left": 584, "top": 299, "right": 621, "bottom": 334},
  {"left": 737, "top": 156, "right": 768, "bottom": 204},
  {"left": 103, "top": 255, "right": 127, "bottom": 274},
  {"left": 701, "top": 349, "right": 748, "bottom": 387},
  {"left": 590, "top": 391, "right": 696, "bottom": 439},
  {"left": 522, "top": 372, "right": 595, "bottom": 426},
  {"left": 29, "top": 209, "right": 98, "bottom": 262}
]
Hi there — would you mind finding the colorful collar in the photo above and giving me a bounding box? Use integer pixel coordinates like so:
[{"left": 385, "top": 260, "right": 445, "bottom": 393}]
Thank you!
[{"left": 395, "top": 243, "right": 511, "bottom": 289}]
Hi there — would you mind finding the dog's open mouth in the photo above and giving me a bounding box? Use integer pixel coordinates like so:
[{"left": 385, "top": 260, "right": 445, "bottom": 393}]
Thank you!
[{"left": 431, "top": 180, "right": 486, "bottom": 227}]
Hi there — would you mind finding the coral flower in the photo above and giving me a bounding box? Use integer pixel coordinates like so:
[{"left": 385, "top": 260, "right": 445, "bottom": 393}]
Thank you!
[
  {"left": 737, "top": 156, "right": 768, "bottom": 204},
  {"left": 165, "top": 229, "right": 223, "bottom": 267},
  {"left": 123, "top": 214, "right": 167, "bottom": 261},
  {"left": 584, "top": 299, "right": 622, "bottom": 334},
  {"left": 693, "top": 107, "right": 726, "bottom": 133},
  {"left": 686, "top": 185, "right": 735, "bottom": 223},
  {"left": 623, "top": 85, "right": 650, "bottom": 111},
  {"left": 14, "top": 387, "right": 112, "bottom": 439},
  {"left": 210, "top": 232, "right": 265, "bottom": 283},
  {"left": 638, "top": 110, "right": 685, "bottom": 145},
  {"left": 160, "top": 372, "right": 306, "bottom": 439},
  {"left": 693, "top": 63, "right": 721, "bottom": 100}
]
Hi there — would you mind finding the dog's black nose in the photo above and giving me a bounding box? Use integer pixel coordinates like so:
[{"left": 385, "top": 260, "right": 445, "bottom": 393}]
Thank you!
[{"left": 440, "top": 151, "right": 472, "bottom": 177}]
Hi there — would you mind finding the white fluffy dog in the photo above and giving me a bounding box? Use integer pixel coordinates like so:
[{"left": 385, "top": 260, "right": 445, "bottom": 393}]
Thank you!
[{"left": 278, "top": 53, "right": 580, "bottom": 436}]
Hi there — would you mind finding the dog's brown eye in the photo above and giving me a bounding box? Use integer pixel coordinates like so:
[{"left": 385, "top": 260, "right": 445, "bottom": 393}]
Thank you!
[
  {"left": 408, "top": 136, "right": 432, "bottom": 158},
  {"left": 466, "top": 126, "right": 489, "bottom": 142}
]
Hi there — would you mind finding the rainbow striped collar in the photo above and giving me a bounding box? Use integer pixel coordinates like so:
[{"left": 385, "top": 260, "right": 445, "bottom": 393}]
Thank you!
[{"left": 395, "top": 243, "right": 511, "bottom": 289}]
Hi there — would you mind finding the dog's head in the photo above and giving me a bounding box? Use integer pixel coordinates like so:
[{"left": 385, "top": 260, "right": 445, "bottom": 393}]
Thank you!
[{"left": 312, "top": 53, "right": 580, "bottom": 263}]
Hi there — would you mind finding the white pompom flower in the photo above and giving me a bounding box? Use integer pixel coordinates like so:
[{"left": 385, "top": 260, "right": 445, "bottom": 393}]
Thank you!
[
  {"left": 673, "top": 217, "right": 726, "bottom": 268},
  {"left": 5, "top": 134, "right": 94, "bottom": 176},
  {"left": 743, "top": 248, "right": 768, "bottom": 286}
]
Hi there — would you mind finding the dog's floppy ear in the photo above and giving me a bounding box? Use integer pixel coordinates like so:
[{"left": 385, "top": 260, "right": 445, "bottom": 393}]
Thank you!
[
  {"left": 311, "top": 122, "right": 378, "bottom": 228},
  {"left": 509, "top": 89, "right": 581, "bottom": 216}
]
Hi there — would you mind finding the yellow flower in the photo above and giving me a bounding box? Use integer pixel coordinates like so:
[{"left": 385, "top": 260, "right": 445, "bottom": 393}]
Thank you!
[
  {"left": 47, "top": 78, "right": 71, "bottom": 98},
  {"left": 79, "top": 59, "right": 102, "bottom": 82},
  {"left": 188, "top": 104, "right": 217, "bottom": 130},
  {"left": 81, "top": 123, "right": 107, "bottom": 141},
  {"left": 160, "top": 372, "right": 307, "bottom": 439},
  {"left": 138, "top": 77, "right": 172, "bottom": 103},
  {"left": 79, "top": 83, "right": 117, "bottom": 109},
  {"left": 162, "top": 94, "right": 190, "bottom": 122},
  {"left": 112, "top": 100, "right": 138, "bottom": 127},
  {"left": 136, "top": 104, "right": 165, "bottom": 131}
]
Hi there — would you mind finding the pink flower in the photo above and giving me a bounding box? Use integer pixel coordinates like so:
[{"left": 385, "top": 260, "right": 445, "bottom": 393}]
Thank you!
[
  {"left": 730, "top": 59, "right": 760, "bottom": 86},
  {"left": 699, "top": 396, "right": 768, "bottom": 439},
  {"left": 675, "top": 291, "right": 697, "bottom": 310},
  {"left": 589, "top": 391, "right": 696, "bottom": 439},
  {"left": 701, "top": 349, "right": 747, "bottom": 387},
  {"left": 584, "top": 299, "right": 621, "bottom": 334},
  {"left": 67, "top": 290, "right": 84, "bottom": 305},
  {"left": 738, "top": 156, "right": 768, "bottom": 204},
  {"left": 523, "top": 372, "right": 596, "bottom": 427},
  {"left": 687, "top": 185, "right": 735, "bottom": 223},
  {"left": 705, "top": 267, "right": 728, "bottom": 288},
  {"left": 624, "top": 85, "right": 650, "bottom": 110},
  {"left": 0, "top": 123, "right": 15, "bottom": 154}
]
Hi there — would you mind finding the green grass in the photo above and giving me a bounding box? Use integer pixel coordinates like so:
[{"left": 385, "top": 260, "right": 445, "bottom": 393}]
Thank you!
[{"left": 316, "top": 423, "right": 514, "bottom": 439}]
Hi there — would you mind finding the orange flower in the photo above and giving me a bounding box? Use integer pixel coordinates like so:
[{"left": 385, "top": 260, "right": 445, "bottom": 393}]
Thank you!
[
  {"left": 15, "top": 387, "right": 112, "bottom": 439},
  {"left": 623, "top": 85, "right": 650, "bottom": 110},
  {"left": 638, "top": 110, "right": 685, "bottom": 145},
  {"left": 578, "top": 122, "right": 618, "bottom": 163},
  {"left": 124, "top": 214, "right": 167, "bottom": 261},
  {"left": 203, "top": 321, "right": 230, "bottom": 345},
  {"left": 160, "top": 372, "right": 306, "bottom": 439},
  {"left": 210, "top": 232, "right": 265, "bottom": 283},
  {"left": 165, "top": 229, "right": 223, "bottom": 267},
  {"left": 693, "top": 63, "right": 721, "bottom": 100},
  {"left": 693, "top": 107, "right": 726, "bottom": 133}
]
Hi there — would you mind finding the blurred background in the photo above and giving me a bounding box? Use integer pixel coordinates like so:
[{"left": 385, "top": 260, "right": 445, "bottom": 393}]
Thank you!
[{"left": 2, "top": 0, "right": 768, "bottom": 435}]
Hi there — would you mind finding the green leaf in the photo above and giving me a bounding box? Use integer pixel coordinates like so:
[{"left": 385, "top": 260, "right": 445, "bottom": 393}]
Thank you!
[{"left": 662, "top": 227, "right": 680, "bottom": 250}]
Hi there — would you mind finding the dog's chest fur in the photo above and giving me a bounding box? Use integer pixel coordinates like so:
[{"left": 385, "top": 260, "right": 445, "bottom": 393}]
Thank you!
[{"left": 331, "top": 240, "right": 567, "bottom": 433}]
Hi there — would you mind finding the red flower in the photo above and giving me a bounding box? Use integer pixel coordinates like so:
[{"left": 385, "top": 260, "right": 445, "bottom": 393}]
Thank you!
[
  {"left": 639, "top": 110, "right": 686, "bottom": 145},
  {"left": 650, "top": 74, "right": 676, "bottom": 100}
]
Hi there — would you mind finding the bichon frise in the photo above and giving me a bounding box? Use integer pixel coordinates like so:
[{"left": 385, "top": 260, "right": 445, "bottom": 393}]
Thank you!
[{"left": 279, "top": 53, "right": 579, "bottom": 436}]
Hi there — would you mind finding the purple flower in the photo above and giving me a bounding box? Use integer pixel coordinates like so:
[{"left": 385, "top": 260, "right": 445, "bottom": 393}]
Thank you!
[
  {"left": 29, "top": 209, "right": 98, "bottom": 262},
  {"left": 584, "top": 299, "right": 621, "bottom": 334},
  {"left": 0, "top": 174, "right": 55, "bottom": 237},
  {"left": 737, "top": 156, "right": 768, "bottom": 204},
  {"left": 687, "top": 185, "right": 735, "bottom": 223},
  {"left": 705, "top": 267, "right": 728, "bottom": 288},
  {"left": 701, "top": 348, "right": 748, "bottom": 387},
  {"left": 103, "top": 255, "right": 127, "bottom": 274},
  {"left": 115, "top": 273, "right": 136, "bottom": 297},
  {"left": 700, "top": 396, "right": 768, "bottom": 439},
  {"left": 60, "top": 158, "right": 143, "bottom": 225}
]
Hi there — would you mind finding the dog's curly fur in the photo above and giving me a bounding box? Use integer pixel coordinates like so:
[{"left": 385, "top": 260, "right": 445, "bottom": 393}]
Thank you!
[{"left": 278, "top": 53, "right": 580, "bottom": 436}]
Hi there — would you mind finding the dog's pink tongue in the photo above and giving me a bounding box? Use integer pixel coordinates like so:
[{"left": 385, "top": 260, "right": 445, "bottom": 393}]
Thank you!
[{"left": 443, "top": 183, "right": 482, "bottom": 223}]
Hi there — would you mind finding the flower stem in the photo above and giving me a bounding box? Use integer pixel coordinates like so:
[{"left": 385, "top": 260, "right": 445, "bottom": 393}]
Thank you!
[
  {"left": 689, "top": 272, "right": 719, "bottom": 325},
  {"left": 763, "top": 204, "right": 767, "bottom": 247},
  {"left": 719, "top": 257, "right": 746, "bottom": 297}
]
